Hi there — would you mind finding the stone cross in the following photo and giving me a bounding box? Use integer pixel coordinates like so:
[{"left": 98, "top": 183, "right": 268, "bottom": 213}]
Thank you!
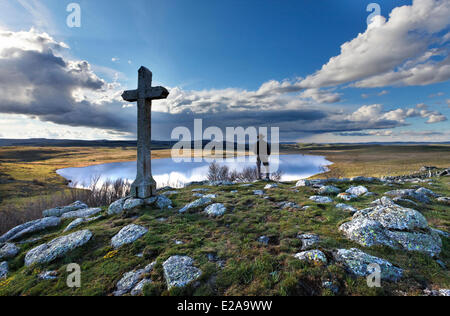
[{"left": 122, "top": 66, "right": 169, "bottom": 198}]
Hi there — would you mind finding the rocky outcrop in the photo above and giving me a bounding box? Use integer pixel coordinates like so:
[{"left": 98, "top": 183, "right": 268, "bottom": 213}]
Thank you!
[
  {"left": 25, "top": 230, "right": 93, "bottom": 266},
  {"left": 334, "top": 248, "right": 403, "bottom": 282},
  {"left": 0, "top": 217, "right": 61, "bottom": 243},
  {"left": 43, "top": 201, "right": 88, "bottom": 217},
  {"left": 294, "top": 250, "right": 327, "bottom": 264},
  {"left": 113, "top": 262, "right": 155, "bottom": 296},
  {"left": 384, "top": 188, "right": 435, "bottom": 204},
  {"left": 111, "top": 224, "right": 148, "bottom": 249},
  {"left": 309, "top": 196, "right": 333, "bottom": 204},
  {"left": 61, "top": 207, "right": 102, "bottom": 220},
  {"left": 179, "top": 197, "right": 212, "bottom": 214},
  {"left": 163, "top": 256, "right": 202, "bottom": 290},
  {"left": 297, "top": 234, "right": 320, "bottom": 250},
  {"left": 63, "top": 216, "right": 101, "bottom": 232},
  {"left": 0, "top": 261, "right": 8, "bottom": 279},
  {"left": 0, "top": 243, "right": 19, "bottom": 260},
  {"left": 204, "top": 203, "right": 226, "bottom": 217},
  {"left": 339, "top": 197, "right": 442, "bottom": 257}
]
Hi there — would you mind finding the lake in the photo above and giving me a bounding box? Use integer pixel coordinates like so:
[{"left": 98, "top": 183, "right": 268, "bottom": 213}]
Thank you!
[{"left": 56, "top": 154, "right": 332, "bottom": 189}]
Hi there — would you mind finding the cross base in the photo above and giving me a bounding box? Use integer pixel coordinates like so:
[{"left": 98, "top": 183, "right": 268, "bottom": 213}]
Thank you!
[{"left": 131, "top": 177, "right": 157, "bottom": 199}]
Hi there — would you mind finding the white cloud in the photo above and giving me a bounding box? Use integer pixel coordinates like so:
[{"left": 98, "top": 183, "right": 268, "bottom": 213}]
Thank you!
[{"left": 111, "top": 57, "right": 119, "bottom": 62}]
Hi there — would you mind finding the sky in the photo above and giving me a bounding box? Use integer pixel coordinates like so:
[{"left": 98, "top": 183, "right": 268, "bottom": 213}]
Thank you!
[{"left": 0, "top": 0, "right": 449, "bottom": 143}]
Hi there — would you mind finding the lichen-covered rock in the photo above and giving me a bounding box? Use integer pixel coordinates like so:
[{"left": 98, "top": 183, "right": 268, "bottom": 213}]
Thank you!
[
  {"left": 384, "top": 188, "right": 431, "bottom": 204},
  {"left": 146, "top": 195, "right": 173, "bottom": 209},
  {"left": 43, "top": 201, "right": 88, "bottom": 217},
  {"left": 163, "top": 256, "right": 202, "bottom": 290},
  {"left": 318, "top": 185, "right": 341, "bottom": 194},
  {"left": 253, "top": 190, "right": 265, "bottom": 196},
  {"left": 63, "top": 216, "right": 101, "bottom": 232},
  {"left": 0, "top": 261, "right": 8, "bottom": 279},
  {"left": 336, "top": 203, "right": 358, "bottom": 214},
  {"left": 25, "top": 230, "right": 93, "bottom": 266},
  {"left": 111, "top": 224, "right": 148, "bottom": 249},
  {"left": 346, "top": 186, "right": 368, "bottom": 197},
  {"left": 192, "top": 188, "right": 210, "bottom": 193},
  {"left": 337, "top": 193, "right": 358, "bottom": 201},
  {"left": 0, "top": 243, "right": 19, "bottom": 260},
  {"left": 258, "top": 236, "right": 270, "bottom": 245},
  {"left": 61, "top": 207, "right": 102, "bottom": 220},
  {"left": 309, "top": 196, "right": 333, "bottom": 204},
  {"left": 294, "top": 250, "right": 327, "bottom": 264},
  {"left": 437, "top": 197, "right": 450, "bottom": 205},
  {"left": 334, "top": 248, "right": 403, "bottom": 282},
  {"left": 108, "top": 198, "right": 127, "bottom": 215},
  {"left": 264, "top": 183, "right": 278, "bottom": 190},
  {"left": 0, "top": 217, "right": 61, "bottom": 243},
  {"left": 161, "top": 191, "right": 179, "bottom": 196},
  {"left": 278, "top": 201, "right": 300, "bottom": 209},
  {"left": 113, "top": 262, "right": 155, "bottom": 296},
  {"left": 204, "top": 203, "right": 226, "bottom": 217},
  {"left": 297, "top": 234, "right": 320, "bottom": 250},
  {"left": 178, "top": 197, "right": 212, "bottom": 214},
  {"left": 131, "top": 279, "right": 152, "bottom": 296},
  {"left": 123, "top": 198, "right": 144, "bottom": 211},
  {"left": 339, "top": 198, "right": 441, "bottom": 257},
  {"left": 38, "top": 271, "right": 58, "bottom": 280},
  {"left": 296, "top": 180, "right": 311, "bottom": 187},
  {"left": 351, "top": 176, "right": 378, "bottom": 183}
]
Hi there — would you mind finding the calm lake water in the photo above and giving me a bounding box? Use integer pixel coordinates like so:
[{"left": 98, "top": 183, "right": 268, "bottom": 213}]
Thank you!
[{"left": 57, "top": 154, "right": 332, "bottom": 189}]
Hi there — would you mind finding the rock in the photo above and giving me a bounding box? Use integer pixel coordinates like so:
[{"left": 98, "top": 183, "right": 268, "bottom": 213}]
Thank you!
[
  {"left": 309, "top": 196, "right": 333, "bottom": 204},
  {"left": 131, "top": 279, "right": 152, "bottom": 296},
  {"left": 0, "top": 261, "right": 8, "bottom": 279},
  {"left": 145, "top": 195, "right": 173, "bottom": 209},
  {"left": 61, "top": 207, "right": 102, "bottom": 220},
  {"left": 346, "top": 186, "right": 368, "bottom": 197},
  {"left": 351, "top": 176, "right": 377, "bottom": 183},
  {"left": 294, "top": 250, "right": 327, "bottom": 264},
  {"left": 239, "top": 184, "right": 253, "bottom": 188},
  {"left": 336, "top": 203, "right": 358, "bottom": 214},
  {"left": 420, "top": 166, "right": 437, "bottom": 172},
  {"left": 296, "top": 179, "right": 311, "bottom": 187},
  {"left": 163, "top": 256, "right": 202, "bottom": 290},
  {"left": 438, "top": 169, "right": 449, "bottom": 177},
  {"left": 63, "top": 218, "right": 87, "bottom": 232},
  {"left": 111, "top": 224, "right": 148, "bottom": 249},
  {"left": 204, "top": 203, "right": 226, "bottom": 217},
  {"left": 431, "top": 228, "right": 450, "bottom": 239},
  {"left": 415, "top": 187, "right": 438, "bottom": 198},
  {"left": 193, "top": 193, "right": 204, "bottom": 198},
  {"left": 123, "top": 198, "right": 144, "bottom": 211},
  {"left": 192, "top": 188, "right": 210, "bottom": 193},
  {"left": 253, "top": 190, "right": 265, "bottom": 196},
  {"left": 339, "top": 198, "right": 442, "bottom": 257},
  {"left": 337, "top": 193, "right": 358, "bottom": 201},
  {"left": 258, "top": 236, "right": 270, "bottom": 245},
  {"left": 318, "top": 185, "right": 341, "bottom": 194},
  {"left": 179, "top": 197, "right": 212, "bottom": 214},
  {"left": 161, "top": 191, "right": 179, "bottom": 196},
  {"left": 322, "top": 280, "right": 339, "bottom": 294},
  {"left": 38, "top": 271, "right": 58, "bottom": 280},
  {"left": 0, "top": 243, "right": 19, "bottom": 260},
  {"left": 297, "top": 234, "right": 320, "bottom": 250},
  {"left": 264, "top": 183, "right": 278, "bottom": 190},
  {"left": 392, "top": 197, "right": 418, "bottom": 207},
  {"left": 108, "top": 198, "right": 126, "bottom": 215},
  {"left": 0, "top": 217, "right": 61, "bottom": 243},
  {"left": 424, "top": 288, "right": 450, "bottom": 296},
  {"left": 278, "top": 201, "right": 300, "bottom": 209},
  {"left": 114, "top": 262, "right": 155, "bottom": 296},
  {"left": 384, "top": 189, "right": 430, "bottom": 204},
  {"left": 437, "top": 197, "right": 450, "bottom": 205},
  {"left": 43, "top": 201, "right": 88, "bottom": 217},
  {"left": 364, "top": 192, "right": 376, "bottom": 197},
  {"left": 25, "top": 230, "right": 93, "bottom": 266},
  {"left": 334, "top": 248, "right": 403, "bottom": 282}
]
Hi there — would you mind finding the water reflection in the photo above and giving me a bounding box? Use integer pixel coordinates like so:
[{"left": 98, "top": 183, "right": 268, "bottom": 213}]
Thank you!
[{"left": 57, "top": 155, "right": 332, "bottom": 189}]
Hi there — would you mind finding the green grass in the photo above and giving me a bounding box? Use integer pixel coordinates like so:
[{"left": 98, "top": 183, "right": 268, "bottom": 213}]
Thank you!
[{"left": 1, "top": 177, "right": 448, "bottom": 296}]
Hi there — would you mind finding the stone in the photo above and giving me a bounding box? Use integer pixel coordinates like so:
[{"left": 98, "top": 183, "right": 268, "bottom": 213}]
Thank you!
[
  {"left": 63, "top": 217, "right": 91, "bottom": 232},
  {"left": 309, "top": 196, "right": 333, "bottom": 204},
  {"left": 179, "top": 197, "right": 212, "bottom": 214},
  {"left": 346, "top": 186, "right": 368, "bottom": 197},
  {"left": 0, "top": 262, "right": 8, "bottom": 279},
  {"left": 334, "top": 248, "right": 403, "bottom": 282},
  {"left": 278, "top": 201, "right": 300, "bottom": 209},
  {"left": 351, "top": 176, "right": 377, "bottom": 183},
  {"left": 337, "top": 193, "right": 358, "bottom": 201},
  {"left": 0, "top": 243, "right": 19, "bottom": 260},
  {"left": 431, "top": 228, "right": 450, "bottom": 239},
  {"left": 339, "top": 198, "right": 442, "bottom": 257},
  {"left": 264, "top": 183, "right": 278, "bottom": 190},
  {"left": 204, "top": 203, "right": 226, "bottom": 217},
  {"left": 253, "top": 190, "right": 265, "bottom": 196},
  {"left": 146, "top": 195, "right": 173, "bottom": 209},
  {"left": 192, "top": 188, "right": 210, "bottom": 193},
  {"left": 114, "top": 262, "right": 156, "bottom": 296},
  {"left": 322, "top": 280, "right": 339, "bottom": 294},
  {"left": 294, "top": 250, "right": 327, "bottom": 264},
  {"left": 122, "top": 67, "right": 169, "bottom": 198},
  {"left": 318, "top": 185, "right": 341, "bottom": 194},
  {"left": 131, "top": 279, "right": 152, "bottom": 296},
  {"left": 25, "top": 230, "right": 93, "bottom": 266},
  {"left": 392, "top": 197, "right": 418, "bottom": 207},
  {"left": 415, "top": 187, "right": 438, "bottom": 197},
  {"left": 336, "top": 203, "right": 358, "bottom": 214},
  {"left": 258, "top": 236, "right": 270, "bottom": 245},
  {"left": 161, "top": 191, "right": 179, "bottom": 196},
  {"left": 297, "top": 234, "right": 320, "bottom": 250},
  {"left": 123, "top": 198, "right": 144, "bottom": 211},
  {"left": 38, "top": 271, "right": 58, "bottom": 280},
  {"left": 61, "top": 207, "right": 102, "bottom": 220},
  {"left": 108, "top": 198, "right": 127, "bottom": 215},
  {"left": 111, "top": 224, "right": 148, "bottom": 249},
  {"left": 43, "top": 201, "right": 88, "bottom": 217},
  {"left": 0, "top": 217, "right": 61, "bottom": 243},
  {"left": 437, "top": 197, "right": 450, "bottom": 205},
  {"left": 296, "top": 179, "right": 311, "bottom": 187},
  {"left": 163, "top": 256, "right": 202, "bottom": 290},
  {"left": 424, "top": 288, "right": 450, "bottom": 296},
  {"left": 384, "top": 189, "right": 430, "bottom": 204}
]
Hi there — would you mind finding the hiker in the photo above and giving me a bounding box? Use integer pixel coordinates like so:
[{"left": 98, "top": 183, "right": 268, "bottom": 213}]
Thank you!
[{"left": 255, "top": 134, "right": 271, "bottom": 180}]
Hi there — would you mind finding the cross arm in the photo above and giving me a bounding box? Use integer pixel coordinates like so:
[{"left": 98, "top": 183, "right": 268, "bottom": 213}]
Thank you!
[{"left": 122, "top": 86, "right": 170, "bottom": 102}]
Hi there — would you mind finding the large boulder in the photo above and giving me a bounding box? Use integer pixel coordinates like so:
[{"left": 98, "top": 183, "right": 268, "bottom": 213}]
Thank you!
[
  {"left": 61, "top": 208, "right": 102, "bottom": 220},
  {"left": 318, "top": 185, "right": 341, "bottom": 194},
  {"left": 24, "top": 230, "right": 93, "bottom": 266},
  {"left": 204, "top": 203, "right": 226, "bottom": 217},
  {"left": 339, "top": 197, "right": 442, "bottom": 257},
  {"left": 113, "top": 262, "right": 155, "bottom": 296},
  {"left": 0, "top": 217, "right": 61, "bottom": 243},
  {"left": 346, "top": 186, "right": 368, "bottom": 197},
  {"left": 108, "top": 198, "right": 127, "bottom": 215},
  {"left": 0, "top": 262, "right": 8, "bottom": 279},
  {"left": 123, "top": 198, "right": 144, "bottom": 211},
  {"left": 43, "top": 201, "right": 88, "bottom": 217},
  {"left": 334, "top": 248, "right": 403, "bottom": 282},
  {"left": 63, "top": 216, "right": 101, "bottom": 232},
  {"left": 111, "top": 224, "right": 148, "bottom": 249},
  {"left": 294, "top": 250, "right": 327, "bottom": 264},
  {"left": 163, "top": 256, "right": 202, "bottom": 290},
  {"left": 0, "top": 243, "right": 19, "bottom": 260},
  {"left": 384, "top": 188, "right": 432, "bottom": 204},
  {"left": 146, "top": 195, "right": 173, "bottom": 210},
  {"left": 179, "top": 197, "right": 212, "bottom": 214}
]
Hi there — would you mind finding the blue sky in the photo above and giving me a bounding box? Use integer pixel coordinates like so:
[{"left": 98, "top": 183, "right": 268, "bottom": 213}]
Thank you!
[{"left": 0, "top": 0, "right": 449, "bottom": 142}]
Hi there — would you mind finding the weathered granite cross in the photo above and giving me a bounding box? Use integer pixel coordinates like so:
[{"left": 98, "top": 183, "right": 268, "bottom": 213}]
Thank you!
[{"left": 122, "top": 66, "right": 169, "bottom": 198}]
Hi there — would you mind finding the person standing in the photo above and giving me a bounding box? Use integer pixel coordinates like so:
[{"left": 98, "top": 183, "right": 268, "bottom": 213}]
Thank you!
[{"left": 255, "top": 134, "right": 271, "bottom": 180}]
